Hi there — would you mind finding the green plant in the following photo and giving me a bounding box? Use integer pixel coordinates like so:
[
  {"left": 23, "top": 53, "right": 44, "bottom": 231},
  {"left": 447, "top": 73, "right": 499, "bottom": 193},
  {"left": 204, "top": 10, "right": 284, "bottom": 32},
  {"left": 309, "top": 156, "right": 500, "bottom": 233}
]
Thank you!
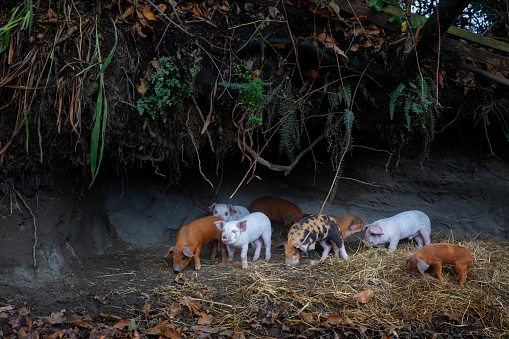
[
  {"left": 0, "top": 0, "right": 34, "bottom": 54},
  {"left": 219, "top": 65, "right": 270, "bottom": 125},
  {"left": 88, "top": 18, "right": 118, "bottom": 187},
  {"left": 324, "top": 82, "right": 354, "bottom": 202},
  {"left": 389, "top": 75, "right": 437, "bottom": 153},
  {"left": 137, "top": 56, "right": 200, "bottom": 123}
]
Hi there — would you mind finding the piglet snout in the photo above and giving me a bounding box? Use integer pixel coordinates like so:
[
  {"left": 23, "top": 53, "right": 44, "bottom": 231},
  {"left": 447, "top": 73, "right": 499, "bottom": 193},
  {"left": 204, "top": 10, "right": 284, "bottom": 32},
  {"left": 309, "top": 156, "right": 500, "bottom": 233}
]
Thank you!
[
  {"left": 173, "top": 265, "right": 181, "bottom": 273},
  {"left": 222, "top": 236, "right": 229, "bottom": 243}
]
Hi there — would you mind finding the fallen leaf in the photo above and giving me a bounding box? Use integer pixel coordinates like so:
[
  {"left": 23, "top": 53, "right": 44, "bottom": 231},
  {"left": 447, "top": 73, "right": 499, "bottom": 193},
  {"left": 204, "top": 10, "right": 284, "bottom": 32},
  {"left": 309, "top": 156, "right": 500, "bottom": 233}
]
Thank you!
[
  {"left": 355, "top": 289, "right": 374, "bottom": 303},
  {"left": 350, "top": 43, "right": 359, "bottom": 52},
  {"left": 97, "top": 313, "right": 122, "bottom": 321},
  {"left": 326, "top": 314, "right": 343, "bottom": 325},
  {"left": 113, "top": 320, "right": 131, "bottom": 329},
  {"left": 142, "top": 5, "right": 156, "bottom": 20},
  {"left": 233, "top": 328, "right": 246, "bottom": 339},
  {"left": 198, "top": 312, "right": 215, "bottom": 325},
  {"left": 45, "top": 311, "right": 66, "bottom": 325},
  {"left": 65, "top": 314, "right": 93, "bottom": 328},
  {"left": 179, "top": 296, "right": 200, "bottom": 315}
]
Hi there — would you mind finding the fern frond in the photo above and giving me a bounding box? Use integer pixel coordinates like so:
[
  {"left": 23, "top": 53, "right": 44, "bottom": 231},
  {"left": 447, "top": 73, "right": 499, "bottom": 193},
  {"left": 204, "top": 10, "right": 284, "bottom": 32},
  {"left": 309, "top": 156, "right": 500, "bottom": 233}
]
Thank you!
[
  {"left": 343, "top": 109, "right": 354, "bottom": 135},
  {"left": 390, "top": 83, "right": 406, "bottom": 120}
]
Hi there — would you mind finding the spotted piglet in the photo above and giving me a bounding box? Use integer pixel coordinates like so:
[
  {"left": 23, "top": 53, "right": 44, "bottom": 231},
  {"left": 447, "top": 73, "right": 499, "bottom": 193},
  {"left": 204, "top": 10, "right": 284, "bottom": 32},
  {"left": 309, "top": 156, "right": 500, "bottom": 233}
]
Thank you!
[{"left": 285, "top": 214, "right": 348, "bottom": 266}]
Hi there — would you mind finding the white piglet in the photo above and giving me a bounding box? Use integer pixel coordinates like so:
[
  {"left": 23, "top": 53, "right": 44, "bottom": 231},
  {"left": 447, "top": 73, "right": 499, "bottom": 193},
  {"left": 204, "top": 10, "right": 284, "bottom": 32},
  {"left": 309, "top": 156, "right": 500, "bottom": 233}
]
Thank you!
[
  {"left": 209, "top": 203, "right": 250, "bottom": 222},
  {"left": 363, "top": 210, "right": 431, "bottom": 251},
  {"left": 214, "top": 212, "right": 272, "bottom": 269}
]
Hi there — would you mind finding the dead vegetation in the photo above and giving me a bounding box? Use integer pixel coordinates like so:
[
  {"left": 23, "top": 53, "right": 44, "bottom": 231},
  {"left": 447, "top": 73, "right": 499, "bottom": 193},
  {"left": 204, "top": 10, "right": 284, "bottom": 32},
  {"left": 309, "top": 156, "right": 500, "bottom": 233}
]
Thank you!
[
  {"left": 1, "top": 233, "right": 507, "bottom": 338},
  {"left": 146, "top": 233, "right": 509, "bottom": 338}
]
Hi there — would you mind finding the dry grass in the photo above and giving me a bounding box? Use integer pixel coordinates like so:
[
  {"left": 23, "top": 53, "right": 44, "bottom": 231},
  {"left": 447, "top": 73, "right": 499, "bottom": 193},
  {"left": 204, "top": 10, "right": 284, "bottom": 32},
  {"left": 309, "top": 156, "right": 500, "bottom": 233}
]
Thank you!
[{"left": 155, "top": 234, "right": 509, "bottom": 337}]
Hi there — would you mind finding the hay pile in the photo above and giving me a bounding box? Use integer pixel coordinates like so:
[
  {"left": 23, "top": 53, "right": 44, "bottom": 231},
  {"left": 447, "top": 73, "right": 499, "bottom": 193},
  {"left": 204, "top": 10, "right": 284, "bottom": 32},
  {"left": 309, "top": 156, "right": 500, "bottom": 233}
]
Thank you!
[{"left": 156, "top": 234, "right": 509, "bottom": 337}]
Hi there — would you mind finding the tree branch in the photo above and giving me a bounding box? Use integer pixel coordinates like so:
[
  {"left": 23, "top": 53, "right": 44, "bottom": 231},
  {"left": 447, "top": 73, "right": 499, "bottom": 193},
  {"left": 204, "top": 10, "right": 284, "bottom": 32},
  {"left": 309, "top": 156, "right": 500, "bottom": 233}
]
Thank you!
[{"left": 242, "top": 129, "right": 326, "bottom": 175}]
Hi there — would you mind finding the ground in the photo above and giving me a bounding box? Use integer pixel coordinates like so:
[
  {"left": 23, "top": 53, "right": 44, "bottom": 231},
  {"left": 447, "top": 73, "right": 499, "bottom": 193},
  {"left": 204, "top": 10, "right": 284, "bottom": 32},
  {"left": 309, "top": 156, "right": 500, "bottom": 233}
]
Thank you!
[{"left": 1, "top": 148, "right": 507, "bottom": 338}]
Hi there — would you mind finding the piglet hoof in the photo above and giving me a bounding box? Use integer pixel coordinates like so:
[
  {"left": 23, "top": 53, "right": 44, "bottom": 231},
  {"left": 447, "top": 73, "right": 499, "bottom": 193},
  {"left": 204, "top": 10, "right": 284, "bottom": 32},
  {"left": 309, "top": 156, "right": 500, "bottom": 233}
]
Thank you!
[
  {"left": 194, "top": 266, "right": 201, "bottom": 271},
  {"left": 309, "top": 260, "right": 316, "bottom": 266}
]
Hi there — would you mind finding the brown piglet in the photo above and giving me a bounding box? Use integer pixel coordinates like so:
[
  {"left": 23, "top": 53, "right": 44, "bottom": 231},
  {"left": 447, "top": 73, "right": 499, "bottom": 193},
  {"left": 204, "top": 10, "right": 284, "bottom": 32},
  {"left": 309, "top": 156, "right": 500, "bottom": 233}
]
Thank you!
[
  {"left": 331, "top": 215, "right": 365, "bottom": 258},
  {"left": 249, "top": 196, "right": 304, "bottom": 235},
  {"left": 406, "top": 243, "right": 474, "bottom": 287},
  {"left": 165, "top": 216, "right": 227, "bottom": 272}
]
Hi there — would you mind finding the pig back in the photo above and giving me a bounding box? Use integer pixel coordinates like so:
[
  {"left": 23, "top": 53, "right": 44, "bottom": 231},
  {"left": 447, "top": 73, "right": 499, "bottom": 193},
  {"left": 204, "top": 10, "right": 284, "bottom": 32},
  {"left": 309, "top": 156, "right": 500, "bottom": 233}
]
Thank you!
[
  {"left": 418, "top": 243, "right": 473, "bottom": 265},
  {"left": 177, "top": 216, "right": 223, "bottom": 246},
  {"left": 249, "top": 196, "right": 303, "bottom": 234}
]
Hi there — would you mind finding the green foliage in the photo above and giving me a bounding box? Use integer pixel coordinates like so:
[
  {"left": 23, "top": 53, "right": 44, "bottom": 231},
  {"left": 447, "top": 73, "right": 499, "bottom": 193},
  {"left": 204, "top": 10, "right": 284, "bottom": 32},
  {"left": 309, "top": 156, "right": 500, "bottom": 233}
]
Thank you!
[
  {"left": 0, "top": 0, "right": 34, "bottom": 54},
  {"left": 324, "top": 82, "right": 355, "bottom": 202},
  {"left": 389, "top": 76, "right": 437, "bottom": 142},
  {"left": 89, "top": 19, "right": 118, "bottom": 187},
  {"left": 137, "top": 56, "right": 200, "bottom": 123},
  {"left": 219, "top": 64, "right": 270, "bottom": 125}
]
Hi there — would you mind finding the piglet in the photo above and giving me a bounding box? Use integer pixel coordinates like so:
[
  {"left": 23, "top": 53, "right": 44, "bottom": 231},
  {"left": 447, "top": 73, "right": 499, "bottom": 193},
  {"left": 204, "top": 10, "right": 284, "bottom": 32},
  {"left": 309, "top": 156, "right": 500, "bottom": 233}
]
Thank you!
[
  {"left": 209, "top": 203, "right": 250, "bottom": 222},
  {"left": 331, "top": 215, "right": 365, "bottom": 258},
  {"left": 285, "top": 214, "right": 348, "bottom": 266},
  {"left": 249, "top": 196, "right": 304, "bottom": 235},
  {"left": 406, "top": 243, "right": 474, "bottom": 287},
  {"left": 363, "top": 210, "right": 431, "bottom": 251},
  {"left": 165, "top": 216, "right": 227, "bottom": 272},
  {"left": 214, "top": 212, "right": 271, "bottom": 269}
]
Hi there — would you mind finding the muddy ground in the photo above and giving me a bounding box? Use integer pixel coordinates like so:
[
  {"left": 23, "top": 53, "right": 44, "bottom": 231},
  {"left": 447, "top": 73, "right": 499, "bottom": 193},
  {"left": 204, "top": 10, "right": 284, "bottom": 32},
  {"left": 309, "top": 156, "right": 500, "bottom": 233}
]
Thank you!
[{"left": 1, "top": 145, "right": 508, "bottom": 337}]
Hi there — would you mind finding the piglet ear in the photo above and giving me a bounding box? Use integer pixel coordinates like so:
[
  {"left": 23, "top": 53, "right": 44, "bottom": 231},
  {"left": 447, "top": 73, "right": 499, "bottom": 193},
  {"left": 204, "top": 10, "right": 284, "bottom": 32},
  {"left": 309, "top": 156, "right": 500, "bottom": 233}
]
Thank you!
[
  {"left": 370, "top": 225, "right": 384, "bottom": 235},
  {"left": 349, "top": 219, "right": 358, "bottom": 230},
  {"left": 238, "top": 221, "right": 247, "bottom": 232},
  {"left": 417, "top": 259, "right": 429, "bottom": 274},
  {"left": 228, "top": 204, "right": 238, "bottom": 215},
  {"left": 165, "top": 246, "right": 175, "bottom": 258},
  {"left": 183, "top": 247, "right": 194, "bottom": 258},
  {"left": 214, "top": 220, "right": 225, "bottom": 231},
  {"left": 208, "top": 203, "right": 217, "bottom": 212}
]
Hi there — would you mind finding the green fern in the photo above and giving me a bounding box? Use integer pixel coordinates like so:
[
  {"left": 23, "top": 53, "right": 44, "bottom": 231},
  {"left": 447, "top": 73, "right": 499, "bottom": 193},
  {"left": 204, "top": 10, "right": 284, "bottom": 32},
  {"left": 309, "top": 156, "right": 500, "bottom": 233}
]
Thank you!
[
  {"left": 389, "top": 76, "right": 439, "bottom": 146},
  {"left": 390, "top": 83, "right": 406, "bottom": 120}
]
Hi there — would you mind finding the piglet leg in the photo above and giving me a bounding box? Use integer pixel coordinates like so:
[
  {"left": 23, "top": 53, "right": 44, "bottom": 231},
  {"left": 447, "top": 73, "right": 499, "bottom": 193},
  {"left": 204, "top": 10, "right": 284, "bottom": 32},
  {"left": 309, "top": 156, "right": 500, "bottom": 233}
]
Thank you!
[
  {"left": 240, "top": 244, "right": 250, "bottom": 269},
  {"left": 431, "top": 264, "right": 445, "bottom": 282},
  {"left": 262, "top": 232, "right": 272, "bottom": 261},
  {"left": 455, "top": 264, "right": 468, "bottom": 287},
  {"left": 252, "top": 239, "right": 262, "bottom": 261},
  {"left": 319, "top": 240, "right": 332, "bottom": 260}
]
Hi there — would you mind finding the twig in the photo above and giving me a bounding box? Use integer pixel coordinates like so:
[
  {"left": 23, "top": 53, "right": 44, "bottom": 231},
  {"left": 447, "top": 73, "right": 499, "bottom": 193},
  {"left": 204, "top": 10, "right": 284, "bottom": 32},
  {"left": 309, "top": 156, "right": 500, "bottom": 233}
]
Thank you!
[
  {"left": 11, "top": 188, "right": 38, "bottom": 268},
  {"left": 191, "top": 95, "right": 215, "bottom": 152}
]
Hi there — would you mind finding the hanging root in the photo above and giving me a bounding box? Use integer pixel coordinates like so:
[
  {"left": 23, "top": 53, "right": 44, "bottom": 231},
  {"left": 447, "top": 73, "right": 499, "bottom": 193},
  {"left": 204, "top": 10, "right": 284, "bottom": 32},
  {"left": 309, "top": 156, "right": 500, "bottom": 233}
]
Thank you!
[{"left": 11, "top": 187, "right": 38, "bottom": 268}]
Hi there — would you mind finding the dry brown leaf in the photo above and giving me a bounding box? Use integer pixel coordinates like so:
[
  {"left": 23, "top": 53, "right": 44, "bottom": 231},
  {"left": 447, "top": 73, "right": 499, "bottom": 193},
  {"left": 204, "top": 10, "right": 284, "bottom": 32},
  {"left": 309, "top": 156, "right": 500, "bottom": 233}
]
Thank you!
[
  {"left": 355, "top": 289, "right": 374, "bottom": 303},
  {"left": 326, "top": 314, "right": 344, "bottom": 325},
  {"left": 179, "top": 296, "right": 200, "bottom": 315},
  {"left": 45, "top": 311, "right": 66, "bottom": 325},
  {"left": 233, "top": 328, "right": 246, "bottom": 339},
  {"left": 350, "top": 43, "right": 359, "bottom": 52},
  {"left": 142, "top": 5, "right": 156, "bottom": 20},
  {"left": 131, "top": 23, "right": 147, "bottom": 38},
  {"left": 197, "top": 312, "right": 215, "bottom": 325},
  {"left": 65, "top": 314, "right": 93, "bottom": 328}
]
